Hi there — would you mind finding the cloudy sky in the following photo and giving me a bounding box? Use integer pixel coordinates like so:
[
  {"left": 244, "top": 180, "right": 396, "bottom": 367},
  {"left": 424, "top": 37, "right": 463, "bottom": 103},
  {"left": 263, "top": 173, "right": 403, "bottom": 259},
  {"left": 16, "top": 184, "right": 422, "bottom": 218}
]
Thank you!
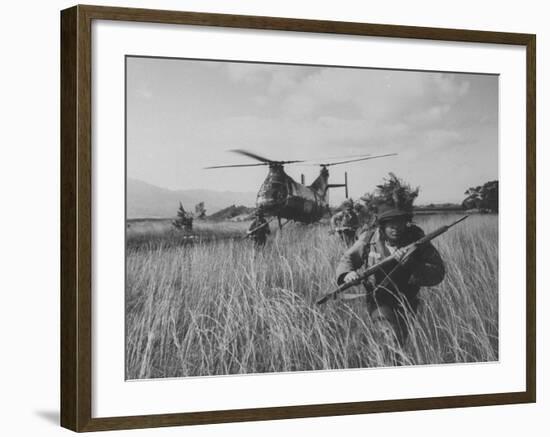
[{"left": 126, "top": 56, "right": 498, "bottom": 205}]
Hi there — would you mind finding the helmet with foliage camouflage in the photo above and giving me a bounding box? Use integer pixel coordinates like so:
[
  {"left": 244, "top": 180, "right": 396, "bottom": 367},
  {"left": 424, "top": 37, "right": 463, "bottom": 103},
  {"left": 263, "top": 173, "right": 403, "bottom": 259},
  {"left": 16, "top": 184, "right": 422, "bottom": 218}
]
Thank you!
[
  {"left": 340, "top": 199, "right": 354, "bottom": 210},
  {"left": 373, "top": 173, "right": 419, "bottom": 224}
]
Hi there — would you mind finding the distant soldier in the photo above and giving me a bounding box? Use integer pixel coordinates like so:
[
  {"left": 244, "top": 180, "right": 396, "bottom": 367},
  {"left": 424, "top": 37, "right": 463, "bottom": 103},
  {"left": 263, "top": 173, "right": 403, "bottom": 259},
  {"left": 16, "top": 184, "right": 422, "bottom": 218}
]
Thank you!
[
  {"left": 331, "top": 199, "right": 359, "bottom": 246},
  {"left": 172, "top": 202, "right": 193, "bottom": 231},
  {"left": 247, "top": 209, "right": 271, "bottom": 247},
  {"left": 335, "top": 174, "right": 445, "bottom": 359},
  {"left": 355, "top": 193, "right": 377, "bottom": 237}
]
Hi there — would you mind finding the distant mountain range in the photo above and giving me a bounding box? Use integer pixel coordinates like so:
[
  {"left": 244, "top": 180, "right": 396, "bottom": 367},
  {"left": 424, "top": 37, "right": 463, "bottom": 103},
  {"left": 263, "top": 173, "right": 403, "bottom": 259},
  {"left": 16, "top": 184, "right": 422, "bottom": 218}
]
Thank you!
[{"left": 127, "top": 178, "right": 256, "bottom": 219}]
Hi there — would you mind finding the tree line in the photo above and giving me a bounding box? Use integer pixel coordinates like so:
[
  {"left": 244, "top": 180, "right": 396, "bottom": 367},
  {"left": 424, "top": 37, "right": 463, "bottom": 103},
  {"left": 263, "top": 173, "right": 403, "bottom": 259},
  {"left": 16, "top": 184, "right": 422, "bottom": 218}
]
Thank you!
[{"left": 462, "top": 180, "right": 498, "bottom": 213}]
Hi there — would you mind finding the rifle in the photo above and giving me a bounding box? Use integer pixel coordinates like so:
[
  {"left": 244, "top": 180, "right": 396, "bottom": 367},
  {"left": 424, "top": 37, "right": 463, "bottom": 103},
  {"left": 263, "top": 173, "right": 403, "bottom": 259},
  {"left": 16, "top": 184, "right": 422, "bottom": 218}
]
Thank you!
[
  {"left": 333, "top": 226, "right": 355, "bottom": 232},
  {"left": 243, "top": 217, "right": 275, "bottom": 239},
  {"left": 316, "top": 215, "right": 468, "bottom": 305}
]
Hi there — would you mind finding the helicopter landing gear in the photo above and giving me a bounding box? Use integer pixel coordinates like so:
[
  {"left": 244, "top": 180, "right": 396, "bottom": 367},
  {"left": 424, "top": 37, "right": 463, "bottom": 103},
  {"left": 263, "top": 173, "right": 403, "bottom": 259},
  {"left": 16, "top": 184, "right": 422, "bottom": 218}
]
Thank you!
[{"left": 276, "top": 216, "right": 291, "bottom": 232}]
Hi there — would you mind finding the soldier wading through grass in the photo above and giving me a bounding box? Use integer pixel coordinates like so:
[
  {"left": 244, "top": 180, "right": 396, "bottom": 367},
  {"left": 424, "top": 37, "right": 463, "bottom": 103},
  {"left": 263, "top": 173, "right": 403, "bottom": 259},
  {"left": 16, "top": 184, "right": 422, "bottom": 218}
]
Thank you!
[
  {"left": 335, "top": 174, "right": 445, "bottom": 362},
  {"left": 247, "top": 208, "right": 271, "bottom": 247},
  {"left": 330, "top": 199, "right": 360, "bottom": 246}
]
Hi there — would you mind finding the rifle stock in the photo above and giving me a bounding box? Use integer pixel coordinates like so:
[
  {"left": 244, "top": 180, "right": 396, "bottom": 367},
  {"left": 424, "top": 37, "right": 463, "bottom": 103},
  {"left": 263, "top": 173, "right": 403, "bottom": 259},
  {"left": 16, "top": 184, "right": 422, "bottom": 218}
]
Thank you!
[{"left": 316, "top": 215, "right": 468, "bottom": 305}]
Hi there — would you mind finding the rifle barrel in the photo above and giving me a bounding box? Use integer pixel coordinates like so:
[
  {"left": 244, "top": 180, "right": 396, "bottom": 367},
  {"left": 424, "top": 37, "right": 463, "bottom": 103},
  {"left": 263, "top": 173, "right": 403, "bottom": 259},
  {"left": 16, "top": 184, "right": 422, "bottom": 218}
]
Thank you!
[{"left": 245, "top": 217, "right": 275, "bottom": 236}]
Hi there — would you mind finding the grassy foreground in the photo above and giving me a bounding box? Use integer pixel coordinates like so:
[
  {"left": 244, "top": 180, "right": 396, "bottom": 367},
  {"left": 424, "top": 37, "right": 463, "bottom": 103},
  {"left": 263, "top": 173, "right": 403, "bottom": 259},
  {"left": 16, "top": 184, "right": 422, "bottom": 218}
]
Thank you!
[{"left": 125, "top": 214, "right": 498, "bottom": 379}]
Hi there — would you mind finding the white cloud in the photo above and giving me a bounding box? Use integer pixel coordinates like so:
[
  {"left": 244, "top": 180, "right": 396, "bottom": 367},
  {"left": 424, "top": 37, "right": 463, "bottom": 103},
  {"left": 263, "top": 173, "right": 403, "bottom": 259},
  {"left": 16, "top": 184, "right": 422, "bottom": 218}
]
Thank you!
[
  {"left": 429, "top": 73, "right": 471, "bottom": 103},
  {"left": 226, "top": 63, "right": 273, "bottom": 82},
  {"left": 405, "top": 104, "right": 452, "bottom": 125}
]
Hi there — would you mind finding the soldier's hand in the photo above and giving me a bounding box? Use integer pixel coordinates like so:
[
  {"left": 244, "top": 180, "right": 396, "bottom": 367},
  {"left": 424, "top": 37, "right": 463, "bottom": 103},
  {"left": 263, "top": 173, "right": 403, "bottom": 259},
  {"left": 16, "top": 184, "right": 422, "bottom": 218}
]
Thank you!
[
  {"left": 344, "top": 271, "right": 360, "bottom": 283},
  {"left": 394, "top": 247, "right": 410, "bottom": 263}
]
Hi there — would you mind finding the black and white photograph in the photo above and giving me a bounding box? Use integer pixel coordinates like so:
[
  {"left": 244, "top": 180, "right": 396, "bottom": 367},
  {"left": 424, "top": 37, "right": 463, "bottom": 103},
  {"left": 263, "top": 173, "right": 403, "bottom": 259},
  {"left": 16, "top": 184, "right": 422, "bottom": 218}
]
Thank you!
[{"left": 125, "top": 56, "right": 499, "bottom": 379}]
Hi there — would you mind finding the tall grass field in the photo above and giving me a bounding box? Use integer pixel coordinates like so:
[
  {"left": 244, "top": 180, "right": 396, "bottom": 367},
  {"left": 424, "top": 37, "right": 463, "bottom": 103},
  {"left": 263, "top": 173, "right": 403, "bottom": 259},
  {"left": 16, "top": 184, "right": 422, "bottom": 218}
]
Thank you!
[{"left": 125, "top": 214, "right": 498, "bottom": 379}]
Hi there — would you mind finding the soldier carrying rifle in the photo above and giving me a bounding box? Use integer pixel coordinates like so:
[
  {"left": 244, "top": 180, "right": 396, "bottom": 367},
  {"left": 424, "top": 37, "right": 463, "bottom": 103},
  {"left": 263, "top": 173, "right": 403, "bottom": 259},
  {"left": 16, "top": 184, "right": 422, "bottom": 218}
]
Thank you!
[
  {"left": 330, "top": 199, "right": 360, "bottom": 246},
  {"left": 247, "top": 208, "right": 271, "bottom": 247},
  {"left": 333, "top": 174, "right": 446, "bottom": 355}
]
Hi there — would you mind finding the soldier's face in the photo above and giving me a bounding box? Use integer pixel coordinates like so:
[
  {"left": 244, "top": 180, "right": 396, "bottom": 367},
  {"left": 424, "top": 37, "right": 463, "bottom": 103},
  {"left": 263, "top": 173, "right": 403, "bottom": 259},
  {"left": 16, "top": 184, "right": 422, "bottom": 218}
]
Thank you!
[{"left": 382, "top": 218, "right": 407, "bottom": 243}]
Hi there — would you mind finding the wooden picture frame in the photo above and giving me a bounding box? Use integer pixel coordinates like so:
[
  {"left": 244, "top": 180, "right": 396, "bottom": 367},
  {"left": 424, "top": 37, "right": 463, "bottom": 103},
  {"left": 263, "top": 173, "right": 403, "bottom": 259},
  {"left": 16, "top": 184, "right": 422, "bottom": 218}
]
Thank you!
[{"left": 61, "top": 4, "right": 536, "bottom": 432}]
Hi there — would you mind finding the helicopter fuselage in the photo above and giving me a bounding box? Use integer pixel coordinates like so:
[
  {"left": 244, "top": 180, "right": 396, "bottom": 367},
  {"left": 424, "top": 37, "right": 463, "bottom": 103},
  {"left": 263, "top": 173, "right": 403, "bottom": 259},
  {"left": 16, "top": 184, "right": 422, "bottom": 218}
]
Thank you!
[{"left": 256, "top": 164, "right": 330, "bottom": 223}]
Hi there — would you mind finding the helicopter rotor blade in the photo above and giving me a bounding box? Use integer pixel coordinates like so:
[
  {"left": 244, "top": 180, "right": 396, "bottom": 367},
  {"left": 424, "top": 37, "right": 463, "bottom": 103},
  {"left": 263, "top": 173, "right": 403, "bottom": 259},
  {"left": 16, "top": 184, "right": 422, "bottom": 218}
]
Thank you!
[
  {"left": 315, "top": 153, "right": 372, "bottom": 160},
  {"left": 206, "top": 148, "right": 379, "bottom": 170},
  {"left": 230, "top": 149, "right": 305, "bottom": 165},
  {"left": 296, "top": 154, "right": 371, "bottom": 166},
  {"left": 321, "top": 153, "right": 397, "bottom": 167},
  {"left": 230, "top": 149, "right": 274, "bottom": 163},
  {"left": 278, "top": 159, "right": 306, "bottom": 165},
  {"left": 204, "top": 162, "right": 269, "bottom": 169}
]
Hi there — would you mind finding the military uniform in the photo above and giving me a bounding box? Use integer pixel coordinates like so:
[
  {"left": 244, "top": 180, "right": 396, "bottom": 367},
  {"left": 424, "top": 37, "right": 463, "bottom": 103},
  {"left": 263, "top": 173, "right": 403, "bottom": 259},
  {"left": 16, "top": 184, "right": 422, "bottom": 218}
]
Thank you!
[
  {"left": 335, "top": 222, "right": 445, "bottom": 348},
  {"left": 248, "top": 215, "right": 270, "bottom": 247},
  {"left": 331, "top": 209, "right": 359, "bottom": 246}
]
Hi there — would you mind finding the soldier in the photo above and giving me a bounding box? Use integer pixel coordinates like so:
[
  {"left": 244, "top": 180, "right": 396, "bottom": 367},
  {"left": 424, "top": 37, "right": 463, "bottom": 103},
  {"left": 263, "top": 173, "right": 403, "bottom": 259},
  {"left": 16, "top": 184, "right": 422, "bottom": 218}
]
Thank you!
[
  {"left": 247, "top": 209, "right": 271, "bottom": 247},
  {"left": 330, "top": 199, "right": 360, "bottom": 246},
  {"left": 335, "top": 175, "right": 445, "bottom": 359},
  {"left": 354, "top": 193, "right": 377, "bottom": 237}
]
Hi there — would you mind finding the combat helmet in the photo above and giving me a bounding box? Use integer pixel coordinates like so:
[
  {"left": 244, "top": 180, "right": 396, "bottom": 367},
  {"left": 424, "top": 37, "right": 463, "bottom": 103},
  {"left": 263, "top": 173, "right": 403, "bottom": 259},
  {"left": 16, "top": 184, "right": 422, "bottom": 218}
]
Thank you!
[
  {"left": 373, "top": 173, "right": 419, "bottom": 224},
  {"left": 340, "top": 199, "right": 354, "bottom": 210}
]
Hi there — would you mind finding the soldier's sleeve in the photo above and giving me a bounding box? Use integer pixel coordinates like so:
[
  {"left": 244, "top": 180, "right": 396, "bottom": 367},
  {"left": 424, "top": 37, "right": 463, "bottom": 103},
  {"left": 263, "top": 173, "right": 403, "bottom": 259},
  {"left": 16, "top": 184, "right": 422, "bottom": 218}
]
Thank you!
[
  {"left": 407, "top": 242, "right": 445, "bottom": 287},
  {"left": 335, "top": 238, "right": 368, "bottom": 285}
]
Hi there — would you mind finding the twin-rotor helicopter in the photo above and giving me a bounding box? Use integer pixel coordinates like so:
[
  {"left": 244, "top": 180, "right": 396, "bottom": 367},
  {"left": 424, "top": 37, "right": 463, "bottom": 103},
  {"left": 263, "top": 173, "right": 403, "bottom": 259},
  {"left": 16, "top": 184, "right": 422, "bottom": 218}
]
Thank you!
[{"left": 205, "top": 149, "right": 396, "bottom": 227}]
